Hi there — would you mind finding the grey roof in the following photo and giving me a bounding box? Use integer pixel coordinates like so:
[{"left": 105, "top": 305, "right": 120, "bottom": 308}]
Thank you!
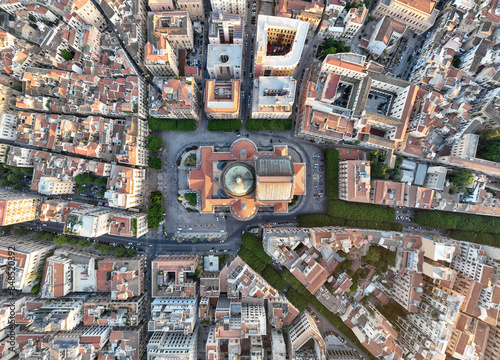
[
  {"left": 255, "top": 157, "right": 293, "bottom": 176},
  {"left": 413, "top": 164, "right": 428, "bottom": 186}
]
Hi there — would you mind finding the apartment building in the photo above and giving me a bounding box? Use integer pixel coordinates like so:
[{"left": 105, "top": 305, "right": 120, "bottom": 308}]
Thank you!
[
  {"left": 271, "top": 329, "right": 287, "bottom": 360},
  {"left": 177, "top": 0, "right": 205, "bottom": 21},
  {"left": 64, "top": 206, "right": 117, "bottom": 238},
  {"left": 104, "top": 166, "right": 146, "bottom": 209},
  {"left": 371, "top": 0, "right": 439, "bottom": 34},
  {"left": 0, "top": 112, "right": 17, "bottom": 140},
  {"left": 451, "top": 242, "right": 494, "bottom": 286},
  {"left": 0, "top": 190, "right": 42, "bottom": 225},
  {"left": 38, "top": 177, "right": 75, "bottom": 195},
  {"left": 251, "top": 77, "right": 296, "bottom": 119},
  {"left": 338, "top": 160, "right": 371, "bottom": 203},
  {"left": 149, "top": 78, "right": 200, "bottom": 120},
  {"left": 145, "top": 34, "right": 179, "bottom": 76},
  {"left": 289, "top": 312, "right": 326, "bottom": 360},
  {"left": 40, "top": 249, "right": 99, "bottom": 298},
  {"left": 423, "top": 166, "right": 447, "bottom": 191},
  {"left": 0, "top": 235, "right": 55, "bottom": 292},
  {"left": 149, "top": 0, "right": 174, "bottom": 11},
  {"left": 147, "top": 328, "right": 198, "bottom": 360},
  {"left": 204, "top": 79, "right": 241, "bottom": 119},
  {"left": 109, "top": 212, "right": 148, "bottom": 238},
  {"left": 225, "top": 256, "right": 279, "bottom": 299},
  {"left": 97, "top": 327, "right": 146, "bottom": 360},
  {"left": 342, "top": 6, "right": 367, "bottom": 39},
  {"left": 254, "top": 16, "right": 309, "bottom": 77},
  {"left": 342, "top": 304, "right": 403, "bottom": 359},
  {"left": 29, "top": 299, "right": 84, "bottom": 332},
  {"left": 40, "top": 256, "right": 73, "bottom": 298},
  {"left": 96, "top": 255, "right": 146, "bottom": 298},
  {"left": 299, "top": 53, "right": 419, "bottom": 151},
  {"left": 83, "top": 294, "right": 147, "bottom": 326},
  {"left": 207, "top": 44, "right": 242, "bottom": 79},
  {"left": 366, "top": 16, "right": 407, "bottom": 57},
  {"left": 149, "top": 11, "right": 194, "bottom": 50},
  {"left": 149, "top": 298, "right": 198, "bottom": 333},
  {"left": 152, "top": 255, "right": 199, "bottom": 297},
  {"left": 72, "top": 0, "right": 107, "bottom": 30},
  {"left": 208, "top": 13, "right": 244, "bottom": 45},
  {"left": 451, "top": 133, "right": 479, "bottom": 158},
  {"left": 210, "top": 0, "right": 245, "bottom": 15}
]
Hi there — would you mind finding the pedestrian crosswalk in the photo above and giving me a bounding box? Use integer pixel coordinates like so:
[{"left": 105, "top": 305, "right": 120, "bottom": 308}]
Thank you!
[{"left": 312, "top": 204, "right": 325, "bottom": 211}]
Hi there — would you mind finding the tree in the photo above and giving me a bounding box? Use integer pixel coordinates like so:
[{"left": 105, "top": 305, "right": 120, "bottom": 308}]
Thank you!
[
  {"left": 148, "top": 204, "right": 163, "bottom": 228},
  {"left": 0, "top": 179, "right": 12, "bottom": 187},
  {"left": 147, "top": 135, "right": 163, "bottom": 152},
  {"left": 12, "top": 183, "right": 24, "bottom": 191},
  {"left": 449, "top": 171, "right": 473, "bottom": 191},
  {"left": 54, "top": 235, "right": 67, "bottom": 245},
  {"left": 97, "top": 189, "right": 106, "bottom": 197},
  {"left": 326, "top": 149, "right": 339, "bottom": 199},
  {"left": 208, "top": 119, "right": 241, "bottom": 131},
  {"left": 148, "top": 157, "right": 162, "bottom": 170},
  {"left": 478, "top": 141, "right": 500, "bottom": 162},
  {"left": 66, "top": 237, "right": 79, "bottom": 246},
  {"left": 114, "top": 246, "right": 127, "bottom": 257},
  {"left": 77, "top": 186, "right": 86, "bottom": 193},
  {"left": 74, "top": 174, "right": 95, "bottom": 183},
  {"left": 7, "top": 173, "right": 22, "bottom": 182},
  {"left": 246, "top": 119, "right": 292, "bottom": 131},
  {"left": 77, "top": 239, "right": 91, "bottom": 249},
  {"left": 177, "top": 119, "right": 196, "bottom": 131},
  {"left": 31, "top": 283, "right": 40, "bottom": 294},
  {"left": 94, "top": 177, "right": 108, "bottom": 185},
  {"left": 126, "top": 248, "right": 137, "bottom": 257},
  {"left": 13, "top": 227, "right": 31, "bottom": 235},
  {"left": 60, "top": 50, "right": 75, "bottom": 61},
  {"left": 452, "top": 54, "right": 461, "bottom": 68},
  {"left": 150, "top": 191, "right": 163, "bottom": 205},
  {"left": 149, "top": 118, "right": 177, "bottom": 131}
]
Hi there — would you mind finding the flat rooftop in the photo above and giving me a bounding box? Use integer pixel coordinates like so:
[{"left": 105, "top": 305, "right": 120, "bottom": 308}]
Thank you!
[
  {"left": 257, "top": 77, "right": 296, "bottom": 106},
  {"left": 256, "top": 15, "right": 309, "bottom": 67},
  {"left": 207, "top": 44, "right": 242, "bottom": 67}
]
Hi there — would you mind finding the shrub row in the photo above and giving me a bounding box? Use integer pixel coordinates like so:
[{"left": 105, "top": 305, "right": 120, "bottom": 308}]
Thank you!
[
  {"left": 448, "top": 230, "right": 500, "bottom": 246},
  {"left": 207, "top": 119, "right": 241, "bottom": 131},
  {"left": 148, "top": 191, "right": 163, "bottom": 229},
  {"left": 246, "top": 118, "right": 292, "bottom": 131},
  {"left": 414, "top": 210, "right": 500, "bottom": 234},
  {"left": 325, "top": 149, "right": 339, "bottom": 199},
  {"left": 327, "top": 200, "right": 396, "bottom": 223},
  {"left": 149, "top": 118, "right": 196, "bottom": 131},
  {"left": 299, "top": 213, "right": 402, "bottom": 231}
]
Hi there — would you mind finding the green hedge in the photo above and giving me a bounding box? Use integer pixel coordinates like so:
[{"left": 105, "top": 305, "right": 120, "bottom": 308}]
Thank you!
[
  {"left": 241, "top": 233, "right": 272, "bottom": 263},
  {"left": 208, "top": 119, "right": 241, "bottom": 131},
  {"left": 325, "top": 149, "right": 339, "bottom": 199},
  {"left": 328, "top": 200, "right": 396, "bottom": 223},
  {"left": 299, "top": 213, "right": 402, "bottom": 231},
  {"left": 298, "top": 214, "right": 337, "bottom": 227},
  {"left": 246, "top": 118, "right": 292, "bottom": 131},
  {"left": 148, "top": 118, "right": 196, "bottom": 131},
  {"left": 148, "top": 191, "right": 163, "bottom": 229},
  {"left": 147, "top": 135, "right": 163, "bottom": 152},
  {"left": 148, "top": 157, "right": 162, "bottom": 170},
  {"left": 448, "top": 230, "right": 499, "bottom": 246},
  {"left": 414, "top": 210, "right": 500, "bottom": 234}
]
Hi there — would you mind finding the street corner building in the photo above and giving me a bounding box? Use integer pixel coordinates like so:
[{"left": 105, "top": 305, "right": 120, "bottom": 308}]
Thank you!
[{"left": 187, "top": 139, "right": 306, "bottom": 220}]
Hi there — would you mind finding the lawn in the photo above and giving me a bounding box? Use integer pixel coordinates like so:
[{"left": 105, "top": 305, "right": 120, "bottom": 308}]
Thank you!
[{"left": 183, "top": 154, "right": 196, "bottom": 167}]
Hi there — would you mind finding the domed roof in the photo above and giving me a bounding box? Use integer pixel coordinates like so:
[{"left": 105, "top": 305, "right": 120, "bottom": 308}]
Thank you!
[{"left": 221, "top": 162, "right": 255, "bottom": 197}]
